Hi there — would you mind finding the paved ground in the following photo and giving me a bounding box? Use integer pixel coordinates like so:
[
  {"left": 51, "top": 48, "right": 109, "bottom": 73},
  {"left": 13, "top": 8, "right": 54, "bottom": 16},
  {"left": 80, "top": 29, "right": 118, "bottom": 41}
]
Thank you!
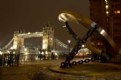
[
  {"left": 1, "top": 60, "right": 121, "bottom": 80},
  {"left": 48, "top": 62, "right": 121, "bottom": 80},
  {"left": 0, "top": 60, "right": 62, "bottom": 80}
]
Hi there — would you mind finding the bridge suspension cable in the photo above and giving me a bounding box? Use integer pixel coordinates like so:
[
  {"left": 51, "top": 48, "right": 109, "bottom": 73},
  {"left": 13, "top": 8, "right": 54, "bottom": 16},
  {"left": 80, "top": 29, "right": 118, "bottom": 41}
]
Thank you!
[
  {"left": 2, "top": 38, "right": 14, "bottom": 50},
  {"left": 54, "top": 38, "right": 68, "bottom": 49}
]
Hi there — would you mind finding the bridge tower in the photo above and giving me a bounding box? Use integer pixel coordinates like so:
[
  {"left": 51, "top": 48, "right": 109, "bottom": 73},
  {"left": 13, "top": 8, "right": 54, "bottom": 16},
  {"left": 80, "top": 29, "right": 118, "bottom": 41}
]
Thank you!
[
  {"left": 12, "top": 31, "right": 24, "bottom": 50},
  {"left": 42, "top": 24, "right": 54, "bottom": 51}
]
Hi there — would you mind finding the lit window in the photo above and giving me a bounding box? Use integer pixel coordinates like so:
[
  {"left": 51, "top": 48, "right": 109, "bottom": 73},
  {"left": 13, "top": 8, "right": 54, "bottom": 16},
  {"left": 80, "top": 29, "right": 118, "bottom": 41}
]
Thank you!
[
  {"left": 105, "top": 5, "right": 109, "bottom": 9},
  {"left": 105, "top": 0, "right": 108, "bottom": 4},
  {"left": 106, "top": 11, "right": 109, "bottom": 14}
]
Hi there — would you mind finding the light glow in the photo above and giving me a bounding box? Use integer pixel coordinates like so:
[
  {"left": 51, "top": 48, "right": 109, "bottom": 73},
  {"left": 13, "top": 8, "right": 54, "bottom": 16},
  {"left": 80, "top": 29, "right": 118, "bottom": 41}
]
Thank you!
[
  {"left": 41, "top": 52, "right": 44, "bottom": 55},
  {"left": 45, "top": 51, "right": 48, "bottom": 54},
  {"left": 25, "top": 52, "right": 28, "bottom": 55},
  {"left": 100, "top": 29, "right": 105, "bottom": 35},
  {"left": 106, "top": 11, "right": 109, "bottom": 14},
  {"left": 24, "top": 48, "right": 27, "bottom": 52},
  {"left": 13, "top": 51, "right": 16, "bottom": 54},
  {"left": 82, "top": 44, "right": 85, "bottom": 48},
  {"left": 114, "top": 10, "right": 120, "bottom": 14},
  {"left": 11, "top": 44, "right": 17, "bottom": 49},
  {"left": 58, "top": 13, "right": 68, "bottom": 22},
  {"left": 54, "top": 53, "right": 58, "bottom": 56},
  {"left": 105, "top": 5, "right": 109, "bottom": 9},
  {"left": 42, "top": 39, "right": 48, "bottom": 49},
  {"left": 27, "top": 32, "right": 31, "bottom": 34},
  {"left": 0, "top": 51, "right": 3, "bottom": 55},
  {"left": 105, "top": 0, "right": 108, "bottom": 4},
  {"left": 68, "top": 40, "right": 71, "bottom": 44}
]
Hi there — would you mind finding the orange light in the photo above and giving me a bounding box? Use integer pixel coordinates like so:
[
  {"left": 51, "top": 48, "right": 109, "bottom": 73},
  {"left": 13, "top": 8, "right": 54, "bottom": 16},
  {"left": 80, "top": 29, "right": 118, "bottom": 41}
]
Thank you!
[
  {"left": 114, "top": 10, "right": 120, "bottom": 14},
  {"left": 117, "top": 10, "right": 120, "bottom": 14}
]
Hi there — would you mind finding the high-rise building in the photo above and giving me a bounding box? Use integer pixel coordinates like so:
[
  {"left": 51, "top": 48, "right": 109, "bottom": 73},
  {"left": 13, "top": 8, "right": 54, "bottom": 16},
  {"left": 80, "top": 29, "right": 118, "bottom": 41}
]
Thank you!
[{"left": 89, "top": 0, "right": 121, "bottom": 48}]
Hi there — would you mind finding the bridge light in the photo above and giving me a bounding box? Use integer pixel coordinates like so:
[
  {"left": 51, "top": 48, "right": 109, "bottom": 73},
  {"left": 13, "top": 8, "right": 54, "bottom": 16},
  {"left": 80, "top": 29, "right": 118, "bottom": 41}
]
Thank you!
[
  {"left": 24, "top": 48, "right": 27, "bottom": 52},
  {"left": 7, "top": 51, "right": 10, "bottom": 54},
  {"left": 0, "top": 51, "right": 3, "bottom": 55},
  {"left": 27, "top": 32, "right": 31, "bottom": 34},
  {"left": 54, "top": 53, "right": 58, "bottom": 56},
  {"left": 35, "top": 32, "right": 38, "bottom": 34},
  {"left": 13, "top": 51, "right": 16, "bottom": 54},
  {"left": 41, "top": 52, "right": 44, "bottom": 55},
  {"left": 11, "top": 45, "right": 17, "bottom": 49},
  {"left": 25, "top": 52, "right": 28, "bottom": 55},
  {"left": 45, "top": 51, "right": 48, "bottom": 54}
]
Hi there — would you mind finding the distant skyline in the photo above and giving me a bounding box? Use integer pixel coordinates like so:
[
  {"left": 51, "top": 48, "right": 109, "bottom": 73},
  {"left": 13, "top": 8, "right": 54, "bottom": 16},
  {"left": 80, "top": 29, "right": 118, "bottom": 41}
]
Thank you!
[{"left": 0, "top": 0, "right": 89, "bottom": 47}]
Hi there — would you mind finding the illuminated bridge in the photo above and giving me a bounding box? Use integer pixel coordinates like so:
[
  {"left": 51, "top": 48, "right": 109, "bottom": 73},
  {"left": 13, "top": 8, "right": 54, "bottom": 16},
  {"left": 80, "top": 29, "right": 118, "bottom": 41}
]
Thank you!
[{"left": 0, "top": 24, "right": 71, "bottom": 63}]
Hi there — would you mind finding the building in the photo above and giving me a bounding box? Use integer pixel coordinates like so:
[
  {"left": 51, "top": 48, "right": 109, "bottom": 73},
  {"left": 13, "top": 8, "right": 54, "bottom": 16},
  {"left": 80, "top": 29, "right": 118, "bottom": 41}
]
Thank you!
[{"left": 89, "top": 0, "right": 121, "bottom": 48}]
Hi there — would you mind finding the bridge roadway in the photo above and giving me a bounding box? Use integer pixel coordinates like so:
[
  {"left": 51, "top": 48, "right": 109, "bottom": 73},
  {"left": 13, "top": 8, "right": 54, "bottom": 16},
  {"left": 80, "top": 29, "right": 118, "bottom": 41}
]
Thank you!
[{"left": 1, "top": 59, "right": 121, "bottom": 80}]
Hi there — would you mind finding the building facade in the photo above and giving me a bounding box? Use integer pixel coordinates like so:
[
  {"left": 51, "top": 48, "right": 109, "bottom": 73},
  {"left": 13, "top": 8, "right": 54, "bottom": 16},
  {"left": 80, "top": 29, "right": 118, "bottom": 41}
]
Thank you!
[{"left": 89, "top": 0, "right": 121, "bottom": 48}]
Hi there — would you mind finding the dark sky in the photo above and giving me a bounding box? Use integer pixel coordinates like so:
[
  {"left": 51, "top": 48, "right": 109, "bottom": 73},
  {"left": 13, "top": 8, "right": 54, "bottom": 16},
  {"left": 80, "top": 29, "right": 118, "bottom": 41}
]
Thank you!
[{"left": 0, "top": 0, "right": 89, "bottom": 47}]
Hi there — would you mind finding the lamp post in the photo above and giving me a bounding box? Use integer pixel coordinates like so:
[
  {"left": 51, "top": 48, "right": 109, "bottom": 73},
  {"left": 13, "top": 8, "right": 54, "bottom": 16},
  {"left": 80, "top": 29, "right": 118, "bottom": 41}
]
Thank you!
[
  {"left": 68, "top": 40, "right": 71, "bottom": 52},
  {"left": 82, "top": 44, "right": 85, "bottom": 59}
]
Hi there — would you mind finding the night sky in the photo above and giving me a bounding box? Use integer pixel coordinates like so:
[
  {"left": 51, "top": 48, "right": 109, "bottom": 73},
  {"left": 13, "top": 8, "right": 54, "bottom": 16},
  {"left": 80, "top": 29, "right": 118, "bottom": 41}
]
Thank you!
[{"left": 0, "top": 0, "right": 89, "bottom": 47}]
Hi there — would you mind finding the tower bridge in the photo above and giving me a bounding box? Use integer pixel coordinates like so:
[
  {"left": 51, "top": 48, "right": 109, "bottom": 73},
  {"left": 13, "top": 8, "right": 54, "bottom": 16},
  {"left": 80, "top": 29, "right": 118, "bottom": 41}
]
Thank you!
[
  {"left": 2, "top": 25, "right": 68, "bottom": 52},
  {"left": 0, "top": 24, "right": 72, "bottom": 66}
]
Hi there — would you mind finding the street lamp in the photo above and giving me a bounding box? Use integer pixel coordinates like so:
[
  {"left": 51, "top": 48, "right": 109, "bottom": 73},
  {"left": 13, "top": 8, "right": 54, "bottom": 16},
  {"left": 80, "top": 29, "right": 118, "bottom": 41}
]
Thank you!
[
  {"left": 82, "top": 44, "right": 85, "bottom": 58},
  {"left": 82, "top": 44, "right": 85, "bottom": 48},
  {"left": 68, "top": 40, "right": 71, "bottom": 52}
]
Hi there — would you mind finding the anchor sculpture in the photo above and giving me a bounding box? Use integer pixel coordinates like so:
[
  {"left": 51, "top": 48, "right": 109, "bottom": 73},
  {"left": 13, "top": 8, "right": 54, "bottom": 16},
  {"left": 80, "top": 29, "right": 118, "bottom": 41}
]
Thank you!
[{"left": 58, "top": 11, "right": 118, "bottom": 68}]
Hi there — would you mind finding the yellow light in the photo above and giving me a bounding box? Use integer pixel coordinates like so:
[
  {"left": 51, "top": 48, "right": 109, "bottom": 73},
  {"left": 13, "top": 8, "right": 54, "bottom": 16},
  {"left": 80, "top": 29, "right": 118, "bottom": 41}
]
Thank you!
[
  {"left": 7, "top": 51, "right": 10, "bottom": 54},
  {"left": 28, "top": 32, "right": 31, "bottom": 34},
  {"left": 100, "top": 29, "right": 105, "bottom": 35},
  {"left": 54, "top": 53, "right": 58, "bottom": 56},
  {"left": 25, "top": 52, "right": 28, "bottom": 55},
  {"left": 0, "top": 51, "right": 3, "bottom": 55},
  {"left": 24, "top": 48, "right": 27, "bottom": 52},
  {"left": 11, "top": 44, "right": 17, "bottom": 49},
  {"left": 105, "top": 0, "right": 108, "bottom": 4},
  {"left": 41, "top": 52, "right": 44, "bottom": 55},
  {"left": 106, "top": 11, "right": 109, "bottom": 14},
  {"left": 45, "top": 51, "right": 48, "bottom": 54},
  {"left": 13, "top": 51, "right": 16, "bottom": 54},
  {"left": 105, "top": 5, "right": 109, "bottom": 9}
]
